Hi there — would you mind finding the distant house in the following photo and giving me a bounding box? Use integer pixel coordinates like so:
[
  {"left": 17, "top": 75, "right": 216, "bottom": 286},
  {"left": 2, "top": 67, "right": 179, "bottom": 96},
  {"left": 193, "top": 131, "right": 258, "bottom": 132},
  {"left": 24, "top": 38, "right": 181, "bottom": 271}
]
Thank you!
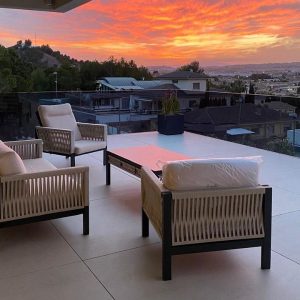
[
  {"left": 154, "top": 71, "right": 209, "bottom": 110},
  {"left": 264, "top": 101, "right": 297, "bottom": 117},
  {"left": 96, "top": 77, "right": 143, "bottom": 92},
  {"left": 95, "top": 77, "right": 171, "bottom": 112},
  {"left": 184, "top": 103, "right": 294, "bottom": 139},
  {"left": 287, "top": 85, "right": 300, "bottom": 95},
  {"left": 96, "top": 75, "right": 208, "bottom": 112},
  {"left": 95, "top": 77, "right": 143, "bottom": 110},
  {"left": 156, "top": 70, "right": 208, "bottom": 92}
]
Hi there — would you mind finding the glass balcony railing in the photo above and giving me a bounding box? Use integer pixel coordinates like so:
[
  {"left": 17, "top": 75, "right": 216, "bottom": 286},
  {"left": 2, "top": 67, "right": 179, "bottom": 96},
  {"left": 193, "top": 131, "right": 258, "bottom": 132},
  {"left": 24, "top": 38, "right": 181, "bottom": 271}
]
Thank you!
[{"left": 0, "top": 89, "right": 300, "bottom": 157}]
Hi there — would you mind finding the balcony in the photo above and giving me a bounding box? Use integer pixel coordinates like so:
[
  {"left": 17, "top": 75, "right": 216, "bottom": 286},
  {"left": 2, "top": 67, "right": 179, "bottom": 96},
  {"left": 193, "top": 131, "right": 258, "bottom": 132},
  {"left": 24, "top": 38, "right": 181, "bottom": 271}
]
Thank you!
[
  {"left": 1, "top": 91, "right": 300, "bottom": 299},
  {"left": 1, "top": 90, "right": 300, "bottom": 149}
]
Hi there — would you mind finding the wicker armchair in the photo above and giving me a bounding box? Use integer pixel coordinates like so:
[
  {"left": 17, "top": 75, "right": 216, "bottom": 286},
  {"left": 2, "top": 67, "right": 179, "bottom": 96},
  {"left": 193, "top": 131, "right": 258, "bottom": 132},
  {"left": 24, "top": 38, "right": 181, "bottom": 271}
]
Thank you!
[
  {"left": 141, "top": 166, "right": 272, "bottom": 280},
  {"left": 0, "top": 139, "right": 89, "bottom": 234},
  {"left": 36, "top": 103, "right": 107, "bottom": 167}
]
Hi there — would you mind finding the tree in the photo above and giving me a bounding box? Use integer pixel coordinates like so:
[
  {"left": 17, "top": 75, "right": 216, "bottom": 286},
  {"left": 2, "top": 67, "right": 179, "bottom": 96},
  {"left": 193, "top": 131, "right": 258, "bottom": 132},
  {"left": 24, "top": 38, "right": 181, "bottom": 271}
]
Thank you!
[
  {"left": 0, "top": 68, "right": 17, "bottom": 93},
  {"left": 177, "top": 61, "right": 205, "bottom": 74},
  {"left": 80, "top": 60, "right": 105, "bottom": 90},
  {"left": 250, "top": 73, "right": 272, "bottom": 81},
  {"left": 249, "top": 82, "right": 255, "bottom": 94},
  {"left": 31, "top": 68, "right": 50, "bottom": 91},
  {"left": 16, "top": 40, "right": 23, "bottom": 49},
  {"left": 24, "top": 39, "right": 32, "bottom": 48},
  {"left": 228, "top": 79, "right": 246, "bottom": 93},
  {"left": 0, "top": 45, "right": 32, "bottom": 92},
  {"left": 40, "top": 44, "right": 54, "bottom": 55},
  {"left": 245, "top": 82, "right": 255, "bottom": 103},
  {"left": 58, "top": 63, "right": 81, "bottom": 91}
]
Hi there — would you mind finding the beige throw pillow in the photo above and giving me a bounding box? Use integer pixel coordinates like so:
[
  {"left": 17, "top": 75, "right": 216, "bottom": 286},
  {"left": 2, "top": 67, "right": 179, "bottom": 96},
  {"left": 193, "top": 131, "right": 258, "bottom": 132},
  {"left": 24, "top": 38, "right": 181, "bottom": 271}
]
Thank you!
[{"left": 0, "top": 141, "right": 26, "bottom": 176}]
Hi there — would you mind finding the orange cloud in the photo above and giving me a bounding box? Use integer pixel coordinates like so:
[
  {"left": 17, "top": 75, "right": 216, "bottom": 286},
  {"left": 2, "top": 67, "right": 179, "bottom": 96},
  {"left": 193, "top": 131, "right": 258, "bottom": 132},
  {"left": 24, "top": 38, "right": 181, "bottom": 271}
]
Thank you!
[{"left": 0, "top": 0, "right": 299, "bottom": 66}]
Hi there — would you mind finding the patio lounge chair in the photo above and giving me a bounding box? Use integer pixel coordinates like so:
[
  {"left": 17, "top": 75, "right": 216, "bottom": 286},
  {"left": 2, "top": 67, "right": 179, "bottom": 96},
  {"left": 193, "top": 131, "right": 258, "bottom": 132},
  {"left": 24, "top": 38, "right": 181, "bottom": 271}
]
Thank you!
[
  {"left": 141, "top": 157, "right": 272, "bottom": 280},
  {"left": 0, "top": 139, "right": 89, "bottom": 234},
  {"left": 36, "top": 103, "right": 107, "bottom": 167}
]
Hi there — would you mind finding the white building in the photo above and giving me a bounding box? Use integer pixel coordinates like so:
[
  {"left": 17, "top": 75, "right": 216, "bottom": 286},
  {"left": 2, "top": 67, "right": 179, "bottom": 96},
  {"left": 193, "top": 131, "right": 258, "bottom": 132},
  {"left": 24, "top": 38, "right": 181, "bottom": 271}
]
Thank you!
[{"left": 156, "top": 70, "right": 208, "bottom": 92}]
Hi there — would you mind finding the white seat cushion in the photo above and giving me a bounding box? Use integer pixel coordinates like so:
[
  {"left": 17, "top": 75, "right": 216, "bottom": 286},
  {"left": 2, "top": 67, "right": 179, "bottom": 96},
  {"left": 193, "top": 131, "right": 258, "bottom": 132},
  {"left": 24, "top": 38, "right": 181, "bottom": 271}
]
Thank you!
[
  {"left": 74, "top": 140, "right": 106, "bottom": 155},
  {"left": 162, "top": 157, "right": 262, "bottom": 191},
  {"left": 0, "top": 141, "right": 26, "bottom": 176},
  {"left": 38, "top": 103, "right": 82, "bottom": 141},
  {"left": 23, "top": 158, "right": 57, "bottom": 173}
]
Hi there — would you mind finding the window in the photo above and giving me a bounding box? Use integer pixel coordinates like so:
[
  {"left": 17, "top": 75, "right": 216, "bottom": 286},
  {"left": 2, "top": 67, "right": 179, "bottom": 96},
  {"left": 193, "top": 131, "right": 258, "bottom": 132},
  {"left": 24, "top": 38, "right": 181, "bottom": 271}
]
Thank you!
[
  {"left": 193, "top": 82, "right": 200, "bottom": 90},
  {"left": 172, "top": 80, "right": 178, "bottom": 83},
  {"left": 267, "top": 125, "right": 275, "bottom": 136}
]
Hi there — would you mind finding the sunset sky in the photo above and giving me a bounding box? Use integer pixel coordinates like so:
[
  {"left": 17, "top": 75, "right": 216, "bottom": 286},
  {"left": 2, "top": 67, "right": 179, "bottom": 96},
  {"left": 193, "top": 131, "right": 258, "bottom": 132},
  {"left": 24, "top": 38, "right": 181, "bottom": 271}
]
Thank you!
[{"left": 0, "top": 0, "right": 300, "bottom": 67}]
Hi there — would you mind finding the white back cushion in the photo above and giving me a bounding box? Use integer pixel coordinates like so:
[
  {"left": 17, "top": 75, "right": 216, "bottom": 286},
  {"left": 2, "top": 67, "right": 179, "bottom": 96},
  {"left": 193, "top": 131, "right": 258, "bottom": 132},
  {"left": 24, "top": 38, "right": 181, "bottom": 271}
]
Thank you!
[
  {"left": 162, "top": 157, "right": 262, "bottom": 191},
  {"left": 0, "top": 141, "right": 26, "bottom": 176},
  {"left": 38, "top": 103, "right": 82, "bottom": 140}
]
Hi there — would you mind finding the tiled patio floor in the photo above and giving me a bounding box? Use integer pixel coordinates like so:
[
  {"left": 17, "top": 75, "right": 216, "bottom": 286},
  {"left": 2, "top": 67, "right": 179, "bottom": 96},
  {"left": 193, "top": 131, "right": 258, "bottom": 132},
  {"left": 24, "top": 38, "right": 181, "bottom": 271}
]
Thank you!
[{"left": 1, "top": 132, "right": 300, "bottom": 300}]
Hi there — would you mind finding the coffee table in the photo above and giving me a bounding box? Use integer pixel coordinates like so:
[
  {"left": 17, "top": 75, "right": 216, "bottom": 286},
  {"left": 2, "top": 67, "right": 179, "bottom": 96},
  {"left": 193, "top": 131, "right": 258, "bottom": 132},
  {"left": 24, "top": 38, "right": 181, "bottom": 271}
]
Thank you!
[{"left": 106, "top": 145, "right": 189, "bottom": 185}]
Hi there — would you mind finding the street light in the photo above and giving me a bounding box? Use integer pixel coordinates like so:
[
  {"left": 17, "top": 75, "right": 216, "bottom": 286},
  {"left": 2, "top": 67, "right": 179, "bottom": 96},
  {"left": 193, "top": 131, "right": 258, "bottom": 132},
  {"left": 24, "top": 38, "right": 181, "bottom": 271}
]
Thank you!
[{"left": 53, "top": 71, "right": 58, "bottom": 98}]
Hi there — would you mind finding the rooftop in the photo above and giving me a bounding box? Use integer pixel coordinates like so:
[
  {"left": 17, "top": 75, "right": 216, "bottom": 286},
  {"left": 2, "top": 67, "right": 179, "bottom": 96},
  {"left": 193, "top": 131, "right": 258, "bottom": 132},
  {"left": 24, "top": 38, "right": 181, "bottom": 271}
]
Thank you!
[
  {"left": 184, "top": 103, "right": 292, "bottom": 134},
  {"left": 265, "top": 101, "right": 297, "bottom": 110},
  {"left": 157, "top": 70, "right": 209, "bottom": 80},
  {"left": 1, "top": 131, "right": 300, "bottom": 299}
]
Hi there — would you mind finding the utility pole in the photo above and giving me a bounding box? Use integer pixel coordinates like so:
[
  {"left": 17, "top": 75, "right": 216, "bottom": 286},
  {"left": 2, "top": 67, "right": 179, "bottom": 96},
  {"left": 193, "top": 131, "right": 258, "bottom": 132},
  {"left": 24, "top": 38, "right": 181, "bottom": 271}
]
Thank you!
[{"left": 53, "top": 72, "right": 58, "bottom": 98}]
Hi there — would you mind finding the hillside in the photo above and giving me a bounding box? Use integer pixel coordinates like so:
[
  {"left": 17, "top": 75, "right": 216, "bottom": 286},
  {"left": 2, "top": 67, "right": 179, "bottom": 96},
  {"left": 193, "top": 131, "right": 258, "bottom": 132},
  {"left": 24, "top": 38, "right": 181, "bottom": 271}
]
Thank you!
[
  {"left": 40, "top": 52, "right": 61, "bottom": 68},
  {"left": 1, "top": 40, "right": 153, "bottom": 92},
  {"left": 10, "top": 40, "right": 77, "bottom": 69}
]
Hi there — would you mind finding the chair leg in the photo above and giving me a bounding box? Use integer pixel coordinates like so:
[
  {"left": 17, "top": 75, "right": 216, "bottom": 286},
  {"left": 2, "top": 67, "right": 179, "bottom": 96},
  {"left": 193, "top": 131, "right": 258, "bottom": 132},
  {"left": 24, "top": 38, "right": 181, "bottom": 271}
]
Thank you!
[
  {"left": 83, "top": 206, "right": 89, "bottom": 235},
  {"left": 103, "top": 148, "right": 107, "bottom": 166},
  {"left": 162, "top": 193, "right": 172, "bottom": 280},
  {"left": 261, "top": 187, "right": 272, "bottom": 269},
  {"left": 261, "top": 240, "right": 271, "bottom": 269},
  {"left": 162, "top": 246, "right": 172, "bottom": 280},
  {"left": 70, "top": 154, "right": 76, "bottom": 167},
  {"left": 142, "top": 209, "right": 149, "bottom": 237}
]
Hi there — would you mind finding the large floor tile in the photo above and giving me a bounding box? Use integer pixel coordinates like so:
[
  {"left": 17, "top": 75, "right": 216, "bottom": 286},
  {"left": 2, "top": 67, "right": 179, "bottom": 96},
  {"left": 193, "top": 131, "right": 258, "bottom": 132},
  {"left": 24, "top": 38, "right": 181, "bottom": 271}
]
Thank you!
[
  {"left": 268, "top": 168, "right": 300, "bottom": 192},
  {"left": 0, "top": 262, "right": 113, "bottom": 300},
  {"left": 87, "top": 245, "right": 300, "bottom": 300},
  {"left": 44, "top": 152, "right": 139, "bottom": 201},
  {"left": 0, "top": 222, "right": 79, "bottom": 279},
  {"left": 271, "top": 187, "right": 300, "bottom": 216},
  {"left": 272, "top": 210, "right": 300, "bottom": 264},
  {"left": 52, "top": 188, "right": 160, "bottom": 260},
  {"left": 44, "top": 152, "right": 103, "bottom": 168},
  {"left": 89, "top": 166, "right": 139, "bottom": 201}
]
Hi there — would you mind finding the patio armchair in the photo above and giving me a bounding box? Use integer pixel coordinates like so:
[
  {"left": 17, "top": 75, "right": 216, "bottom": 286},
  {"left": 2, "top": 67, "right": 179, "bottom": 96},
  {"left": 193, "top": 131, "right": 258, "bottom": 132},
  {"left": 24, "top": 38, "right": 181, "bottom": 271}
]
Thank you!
[
  {"left": 0, "top": 139, "right": 89, "bottom": 234},
  {"left": 141, "top": 157, "right": 272, "bottom": 280},
  {"left": 36, "top": 103, "right": 107, "bottom": 167}
]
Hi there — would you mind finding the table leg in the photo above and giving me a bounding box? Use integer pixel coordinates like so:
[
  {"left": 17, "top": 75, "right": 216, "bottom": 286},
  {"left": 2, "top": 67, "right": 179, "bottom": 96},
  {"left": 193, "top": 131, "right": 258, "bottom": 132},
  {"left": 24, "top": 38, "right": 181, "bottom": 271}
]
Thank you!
[{"left": 106, "top": 161, "right": 111, "bottom": 185}]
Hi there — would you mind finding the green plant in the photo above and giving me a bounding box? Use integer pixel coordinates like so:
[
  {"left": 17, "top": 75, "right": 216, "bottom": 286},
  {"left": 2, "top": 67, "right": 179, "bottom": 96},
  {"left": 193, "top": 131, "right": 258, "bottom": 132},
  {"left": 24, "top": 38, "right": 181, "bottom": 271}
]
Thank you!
[
  {"left": 265, "top": 138, "right": 295, "bottom": 156},
  {"left": 161, "top": 91, "right": 180, "bottom": 115}
]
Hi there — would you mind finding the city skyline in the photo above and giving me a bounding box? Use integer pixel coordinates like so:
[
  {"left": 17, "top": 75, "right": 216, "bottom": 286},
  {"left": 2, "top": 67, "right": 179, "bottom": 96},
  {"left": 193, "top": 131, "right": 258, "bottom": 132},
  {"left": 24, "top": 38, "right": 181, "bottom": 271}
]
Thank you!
[{"left": 0, "top": 0, "right": 300, "bottom": 66}]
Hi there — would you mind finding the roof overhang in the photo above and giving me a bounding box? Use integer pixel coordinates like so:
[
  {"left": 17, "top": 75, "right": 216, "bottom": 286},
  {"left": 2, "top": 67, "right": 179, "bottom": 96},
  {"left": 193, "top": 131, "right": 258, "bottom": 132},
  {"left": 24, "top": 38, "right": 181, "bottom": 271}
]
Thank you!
[{"left": 0, "top": 0, "right": 91, "bottom": 12}]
